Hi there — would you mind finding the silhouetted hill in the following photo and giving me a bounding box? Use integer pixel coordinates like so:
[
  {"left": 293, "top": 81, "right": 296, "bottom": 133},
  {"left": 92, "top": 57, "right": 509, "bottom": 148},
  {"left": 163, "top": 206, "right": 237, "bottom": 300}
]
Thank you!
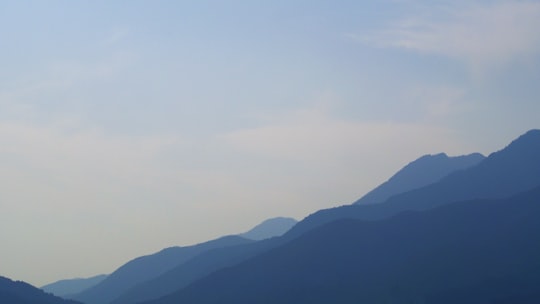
[
  {"left": 41, "top": 274, "right": 107, "bottom": 298},
  {"left": 114, "top": 129, "right": 540, "bottom": 304},
  {"left": 145, "top": 185, "right": 540, "bottom": 304},
  {"left": 112, "top": 217, "right": 296, "bottom": 304},
  {"left": 0, "top": 276, "right": 82, "bottom": 304},
  {"left": 240, "top": 217, "right": 298, "bottom": 240},
  {"left": 354, "top": 152, "right": 484, "bottom": 205},
  {"left": 287, "top": 129, "right": 540, "bottom": 238},
  {"left": 111, "top": 237, "right": 284, "bottom": 304},
  {"left": 71, "top": 235, "right": 252, "bottom": 304}
]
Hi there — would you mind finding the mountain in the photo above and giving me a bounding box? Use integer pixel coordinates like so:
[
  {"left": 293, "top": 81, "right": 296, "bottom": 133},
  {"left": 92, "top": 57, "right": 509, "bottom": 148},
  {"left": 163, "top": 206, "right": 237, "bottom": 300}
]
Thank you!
[
  {"left": 145, "top": 185, "right": 540, "bottom": 304},
  {"left": 41, "top": 274, "right": 108, "bottom": 298},
  {"left": 239, "top": 217, "right": 298, "bottom": 240},
  {"left": 94, "top": 217, "right": 294, "bottom": 304},
  {"left": 111, "top": 234, "right": 285, "bottom": 304},
  {"left": 287, "top": 129, "right": 540, "bottom": 238},
  {"left": 115, "top": 129, "right": 540, "bottom": 304},
  {"left": 354, "top": 152, "right": 484, "bottom": 205},
  {"left": 71, "top": 235, "right": 253, "bottom": 304},
  {"left": 0, "top": 276, "right": 82, "bottom": 304}
]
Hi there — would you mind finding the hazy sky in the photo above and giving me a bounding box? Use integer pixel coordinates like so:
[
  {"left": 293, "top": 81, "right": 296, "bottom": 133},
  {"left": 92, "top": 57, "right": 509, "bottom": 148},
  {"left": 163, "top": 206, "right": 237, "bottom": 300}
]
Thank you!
[{"left": 1, "top": 0, "right": 539, "bottom": 286}]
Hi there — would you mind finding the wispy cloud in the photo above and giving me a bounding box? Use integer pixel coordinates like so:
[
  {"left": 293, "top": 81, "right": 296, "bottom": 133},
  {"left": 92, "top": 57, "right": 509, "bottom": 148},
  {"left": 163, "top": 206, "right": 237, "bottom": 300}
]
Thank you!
[{"left": 354, "top": 1, "right": 540, "bottom": 68}]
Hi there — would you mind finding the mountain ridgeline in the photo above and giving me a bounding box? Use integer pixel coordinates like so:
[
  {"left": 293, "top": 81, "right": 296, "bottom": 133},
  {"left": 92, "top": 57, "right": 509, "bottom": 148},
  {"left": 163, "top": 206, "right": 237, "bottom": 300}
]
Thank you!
[
  {"left": 0, "top": 276, "right": 82, "bottom": 304},
  {"left": 239, "top": 217, "right": 298, "bottom": 240},
  {"left": 147, "top": 186, "right": 540, "bottom": 304},
  {"left": 26, "top": 129, "right": 540, "bottom": 304},
  {"left": 138, "top": 129, "right": 540, "bottom": 304},
  {"left": 71, "top": 236, "right": 253, "bottom": 304},
  {"left": 354, "top": 152, "right": 485, "bottom": 205},
  {"left": 287, "top": 129, "right": 540, "bottom": 238},
  {"left": 41, "top": 274, "right": 108, "bottom": 298}
]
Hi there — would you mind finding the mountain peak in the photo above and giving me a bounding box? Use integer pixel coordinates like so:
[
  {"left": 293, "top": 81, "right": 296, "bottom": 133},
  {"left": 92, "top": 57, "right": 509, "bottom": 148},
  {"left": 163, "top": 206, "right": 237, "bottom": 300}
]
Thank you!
[
  {"left": 240, "top": 217, "right": 298, "bottom": 240},
  {"left": 0, "top": 276, "right": 81, "bottom": 304},
  {"left": 354, "top": 152, "right": 485, "bottom": 205}
]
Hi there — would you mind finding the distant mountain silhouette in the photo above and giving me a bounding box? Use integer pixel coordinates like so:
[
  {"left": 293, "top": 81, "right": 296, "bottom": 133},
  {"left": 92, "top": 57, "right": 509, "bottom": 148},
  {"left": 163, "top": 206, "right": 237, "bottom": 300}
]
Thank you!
[
  {"left": 239, "top": 217, "right": 298, "bottom": 240},
  {"left": 115, "top": 129, "right": 540, "bottom": 304},
  {"left": 0, "top": 276, "right": 82, "bottom": 304},
  {"left": 71, "top": 235, "right": 252, "bottom": 304},
  {"left": 354, "top": 152, "right": 484, "bottom": 205},
  {"left": 41, "top": 274, "right": 107, "bottom": 298},
  {"left": 111, "top": 217, "right": 295, "bottom": 304},
  {"left": 287, "top": 129, "right": 540, "bottom": 238},
  {"left": 144, "top": 185, "right": 540, "bottom": 304},
  {"left": 112, "top": 235, "right": 285, "bottom": 304}
]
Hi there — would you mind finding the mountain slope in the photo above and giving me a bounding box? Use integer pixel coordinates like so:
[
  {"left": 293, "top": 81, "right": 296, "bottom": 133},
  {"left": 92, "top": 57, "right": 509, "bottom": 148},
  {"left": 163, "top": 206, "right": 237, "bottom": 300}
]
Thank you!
[
  {"left": 288, "top": 129, "right": 540, "bottom": 238},
  {"left": 0, "top": 276, "right": 82, "bottom": 304},
  {"left": 112, "top": 217, "right": 296, "bottom": 304},
  {"left": 41, "top": 274, "right": 107, "bottom": 298},
  {"left": 111, "top": 237, "right": 283, "bottom": 304},
  {"left": 239, "top": 217, "right": 298, "bottom": 240},
  {"left": 354, "top": 152, "right": 484, "bottom": 205},
  {"left": 71, "top": 235, "right": 252, "bottom": 304},
  {"left": 146, "top": 185, "right": 540, "bottom": 304},
  {"left": 116, "top": 129, "right": 540, "bottom": 304}
]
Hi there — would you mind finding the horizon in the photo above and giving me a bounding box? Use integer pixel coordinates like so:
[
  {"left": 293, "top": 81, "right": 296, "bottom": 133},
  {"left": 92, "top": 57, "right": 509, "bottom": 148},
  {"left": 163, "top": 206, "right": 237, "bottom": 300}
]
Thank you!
[{"left": 1, "top": 0, "right": 540, "bottom": 286}]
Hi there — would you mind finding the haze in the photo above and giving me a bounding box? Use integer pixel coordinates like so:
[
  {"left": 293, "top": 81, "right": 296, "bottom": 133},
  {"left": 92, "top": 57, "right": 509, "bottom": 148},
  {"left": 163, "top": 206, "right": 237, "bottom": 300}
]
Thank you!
[{"left": 1, "top": 0, "right": 539, "bottom": 286}]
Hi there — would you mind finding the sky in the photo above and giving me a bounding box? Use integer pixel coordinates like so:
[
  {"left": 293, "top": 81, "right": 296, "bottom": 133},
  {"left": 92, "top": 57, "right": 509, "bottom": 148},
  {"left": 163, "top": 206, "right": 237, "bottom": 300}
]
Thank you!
[{"left": 1, "top": 0, "right": 539, "bottom": 286}]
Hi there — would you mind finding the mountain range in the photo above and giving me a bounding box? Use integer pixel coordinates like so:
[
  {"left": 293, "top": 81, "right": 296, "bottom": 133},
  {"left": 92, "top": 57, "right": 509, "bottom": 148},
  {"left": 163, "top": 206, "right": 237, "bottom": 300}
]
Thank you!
[
  {"left": 353, "top": 152, "right": 485, "bottom": 205},
  {"left": 107, "top": 129, "right": 540, "bottom": 304},
  {"left": 147, "top": 185, "right": 540, "bottom": 303},
  {"left": 71, "top": 235, "right": 253, "bottom": 304},
  {"left": 41, "top": 274, "right": 108, "bottom": 298},
  {"left": 69, "top": 216, "right": 298, "bottom": 304},
  {"left": 0, "top": 276, "right": 81, "bottom": 304},
  {"left": 133, "top": 130, "right": 540, "bottom": 303},
  {"left": 239, "top": 217, "right": 298, "bottom": 240},
  {"left": 287, "top": 129, "right": 540, "bottom": 238},
  {"left": 8, "top": 129, "right": 539, "bottom": 304}
]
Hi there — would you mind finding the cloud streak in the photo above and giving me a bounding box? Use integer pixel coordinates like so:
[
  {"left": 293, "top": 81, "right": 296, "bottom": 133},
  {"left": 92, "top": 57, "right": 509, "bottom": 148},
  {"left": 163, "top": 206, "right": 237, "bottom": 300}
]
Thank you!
[{"left": 355, "top": 1, "right": 540, "bottom": 67}]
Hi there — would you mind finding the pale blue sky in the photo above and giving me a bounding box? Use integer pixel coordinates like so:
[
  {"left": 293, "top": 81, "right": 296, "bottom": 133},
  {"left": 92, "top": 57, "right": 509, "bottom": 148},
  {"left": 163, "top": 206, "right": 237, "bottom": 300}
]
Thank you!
[{"left": 1, "top": 0, "right": 539, "bottom": 286}]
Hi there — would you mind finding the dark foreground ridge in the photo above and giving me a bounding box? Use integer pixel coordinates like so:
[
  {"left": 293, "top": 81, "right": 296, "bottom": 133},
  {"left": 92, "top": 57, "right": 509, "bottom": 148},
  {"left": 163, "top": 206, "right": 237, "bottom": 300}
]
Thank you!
[{"left": 0, "top": 276, "right": 82, "bottom": 304}]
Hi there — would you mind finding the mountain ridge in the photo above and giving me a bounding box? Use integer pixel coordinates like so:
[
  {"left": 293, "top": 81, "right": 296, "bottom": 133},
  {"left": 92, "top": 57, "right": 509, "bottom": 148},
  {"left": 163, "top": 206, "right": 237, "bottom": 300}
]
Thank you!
[
  {"left": 71, "top": 235, "right": 253, "bottom": 304},
  {"left": 0, "top": 276, "right": 82, "bottom": 304},
  {"left": 114, "top": 129, "right": 540, "bottom": 304},
  {"left": 239, "top": 217, "right": 298, "bottom": 240},
  {"left": 354, "top": 152, "right": 484, "bottom": 205},
  {"left": 286, "top": 129, "right": 540, "bottom": 238},
  {"left": 144, "top": 185, "right": 540, "bottom": 304},
  {"left": 41, "top": 274, "right": 108, "bottom": 298}
]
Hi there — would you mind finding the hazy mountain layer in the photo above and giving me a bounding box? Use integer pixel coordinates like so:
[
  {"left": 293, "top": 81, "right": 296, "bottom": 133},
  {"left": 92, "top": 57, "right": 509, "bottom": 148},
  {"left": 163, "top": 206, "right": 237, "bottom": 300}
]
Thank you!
[
  {"left": 354, "top": 152, "right": 484, "bottom": 205},
  {"left": 288, "top": 129, "right": 540, "bottom": 238},
  {"left": 111, "top": 237, "right": 284, "bottom": 304},
  {"left": 41, "top": 274, "right": 108, "bottom": 298},
  {"left": 146, "top": 185, "right": 540, "bottom": 304},
  {"left": 0, "top": 276, "right": 82, "bottom": 304},
  {"left": 72, "top": 235, "right": 252, "bottom": 304},
  {"left": 240, "top": 217, "right": 298, "bottom": 240},
  {"left": 115, "top": 129, "right": 540, "bottom": 304}
]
